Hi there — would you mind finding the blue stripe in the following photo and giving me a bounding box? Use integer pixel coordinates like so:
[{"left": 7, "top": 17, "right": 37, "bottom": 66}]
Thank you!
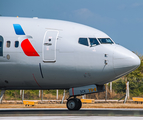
[{"left": 13, "top": 24, "right": 25, "bottom": 35}]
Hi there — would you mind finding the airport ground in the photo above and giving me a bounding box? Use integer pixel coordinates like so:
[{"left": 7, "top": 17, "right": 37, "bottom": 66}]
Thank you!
[
  {"left": 1, "top": 102, "right": 143, "bottom": 118},
  {"left": 1, "top": 102, "right": 143, "bottom": 109},
  {"left": 0, "top": 116, "right": 143, "bottom": 120}
]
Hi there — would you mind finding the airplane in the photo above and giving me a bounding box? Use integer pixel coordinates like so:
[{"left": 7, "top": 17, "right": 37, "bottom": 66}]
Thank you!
[{"left": 0, "top": 17, "right": 140, "bottom": 110}]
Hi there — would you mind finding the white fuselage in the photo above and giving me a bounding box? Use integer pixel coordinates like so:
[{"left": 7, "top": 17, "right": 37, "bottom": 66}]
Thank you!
[{"left": 0, "top": 17, "right": 140, "bottom": 90}]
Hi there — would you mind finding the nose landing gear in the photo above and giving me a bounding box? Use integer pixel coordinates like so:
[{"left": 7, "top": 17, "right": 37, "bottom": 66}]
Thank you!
[
  {"left": 67, "top": 84, "right": 105, "bottom": 110},
  {"left": 66, "top": 98, "right": 82, "bottom": 110}
]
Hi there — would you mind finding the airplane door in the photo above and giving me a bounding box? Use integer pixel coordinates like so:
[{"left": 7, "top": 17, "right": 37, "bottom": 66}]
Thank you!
[
  {"left": 0, "top": 36, "right": 3, "bottom": 56},
  {"left": 43, "top": 30, "right": 59, "bottom": 62}
]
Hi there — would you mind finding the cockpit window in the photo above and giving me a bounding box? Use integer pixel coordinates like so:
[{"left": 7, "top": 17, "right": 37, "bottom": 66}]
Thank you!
[
  {"left": 78, "top": 38, "right": 89, "bottom": 46},
  {"left": 98, "top": 38, "right": 113, "bottom": 44},
  {"left": 89, "top": 38, "right": 99, "bottom": 47}
]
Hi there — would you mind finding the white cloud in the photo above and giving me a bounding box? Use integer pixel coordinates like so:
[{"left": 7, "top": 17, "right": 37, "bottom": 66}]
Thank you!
[
  {"left": 118, "top": 3, "right": 143, "bottom": 10},
  {"left": 118, "top": 4, "right": 126, "bottom": 10},
  {"left": 73, "top": 8, "right": 94, "bottom": 19},
  {"left": 70, "top": 8, "right": 116, "bottom": 26},
  {"left": 131, "top": 3, "right": 143, "bottom": 8}
]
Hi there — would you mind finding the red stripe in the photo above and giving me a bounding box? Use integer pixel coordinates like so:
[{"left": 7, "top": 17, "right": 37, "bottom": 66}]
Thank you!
[
  {"left": 72, "top": 88, "right": 74, "bottom": 95},
  {"left": 21, "top": 39, "right": 40, "bottom": 56},
  {"left": 32, "top": 74, "right": 41, "bottom": 87}
]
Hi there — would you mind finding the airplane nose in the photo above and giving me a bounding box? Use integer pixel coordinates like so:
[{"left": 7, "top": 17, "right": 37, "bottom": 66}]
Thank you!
[{"left": 114, "top": 46, "right": 140, "bottom": 77}]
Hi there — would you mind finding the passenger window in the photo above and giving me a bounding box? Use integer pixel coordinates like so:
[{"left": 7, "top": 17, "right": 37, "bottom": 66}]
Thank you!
[
  {"left": 78, "top": 38, "right": 89, "bottom": 46},
  {"left": 15, "top": 41, "right": 19, "bottom": 48},
  {"left": 89, "top": 38, "right": 99, "bottom": 47},
  {"left": 6, "top": 41, "right": 11, "bottom": 48},
  {"left": 98, "top": 38, "right": 113, "bottom": 44}
]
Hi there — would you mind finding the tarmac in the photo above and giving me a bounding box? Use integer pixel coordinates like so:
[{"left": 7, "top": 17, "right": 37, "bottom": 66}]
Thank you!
[
  {"left": 0, "top": 108, "right": 143, "bottom": 116},
  {"left": 0, "top": 116, "right": 143, "bottom": 120},
  {"left": 0, "top": 108, "right": 143, "bottom": 120}
]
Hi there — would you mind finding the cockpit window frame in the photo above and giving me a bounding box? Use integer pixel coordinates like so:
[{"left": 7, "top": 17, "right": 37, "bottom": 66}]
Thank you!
[
  {"left": 78, "top": 38, "right": 89, "bottom": 46},
  {"left": 97, "top": 38, "right": 114, "bottom": 44},
  {"left": 88, "top": 38, "right": 100, "bottom": 47},
  {"left": 78, "top": 37, "right": 114, "bottom": 47},
  {"left": 78, "top": 37, "right": 101, "bottom": 47}
]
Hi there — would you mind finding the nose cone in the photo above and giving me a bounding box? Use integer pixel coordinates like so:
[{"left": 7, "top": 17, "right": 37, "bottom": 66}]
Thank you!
[{"left": 114, "top": 46, "right": 140, "bottom": 77}]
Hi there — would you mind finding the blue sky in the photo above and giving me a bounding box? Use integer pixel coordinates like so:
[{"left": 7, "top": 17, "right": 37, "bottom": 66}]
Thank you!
[{"left": 0, "top": 0, "right": 143, "bottom": 54}]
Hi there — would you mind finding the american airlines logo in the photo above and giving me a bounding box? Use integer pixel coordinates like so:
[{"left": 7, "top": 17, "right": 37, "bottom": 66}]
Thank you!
[{"left": 13, "top": 24, "right": 39, "bottom": 56}]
